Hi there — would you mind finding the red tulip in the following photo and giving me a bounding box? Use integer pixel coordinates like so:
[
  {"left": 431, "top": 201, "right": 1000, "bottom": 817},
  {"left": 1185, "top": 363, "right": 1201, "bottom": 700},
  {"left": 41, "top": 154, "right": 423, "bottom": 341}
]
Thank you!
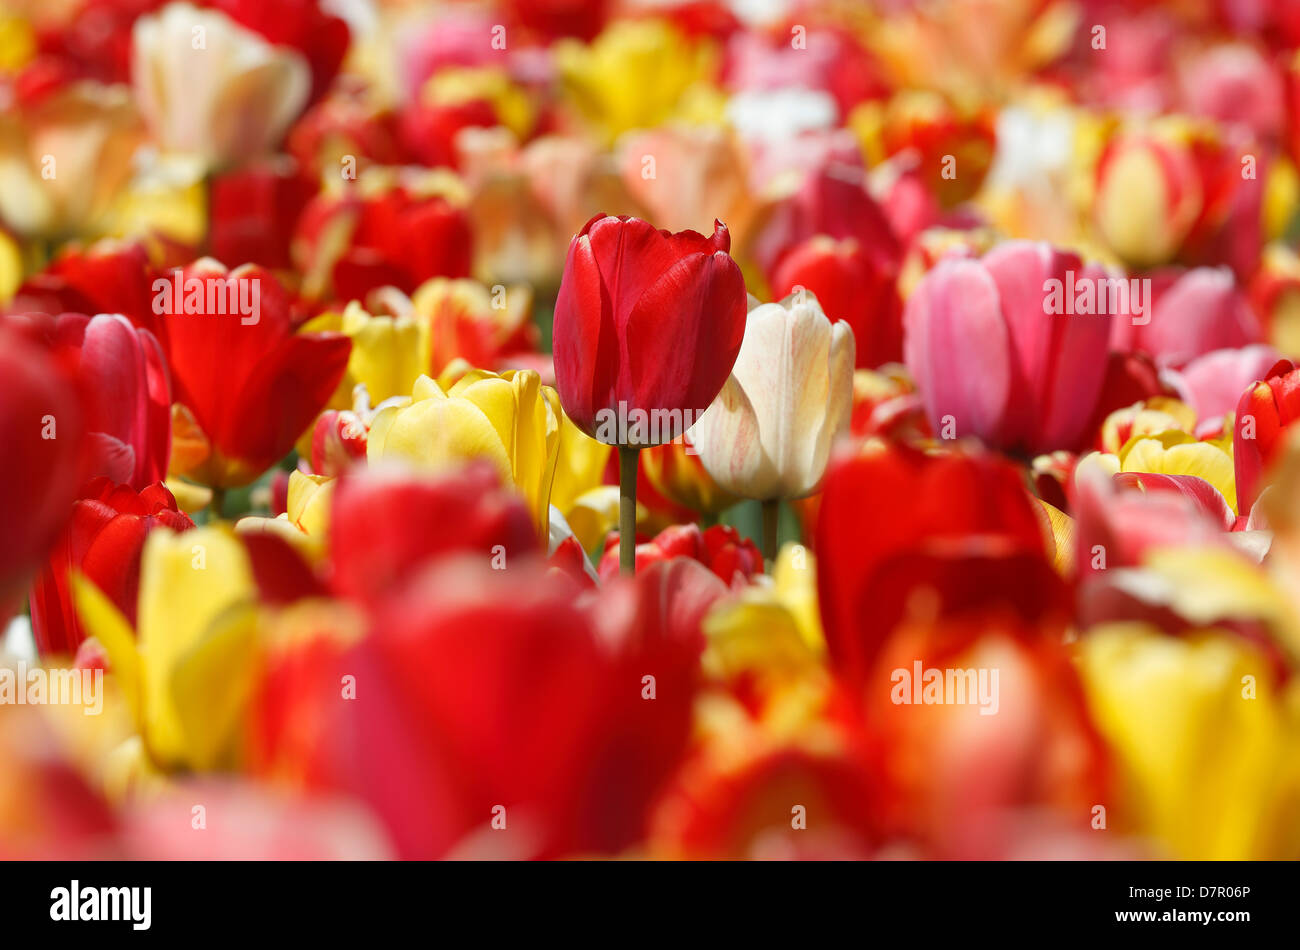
[
  {"left": 598, "top": 523, "right": 762, "bottom": 585},
  {"left": 153, "top": 260, "right": 351, "bottom": 487},
  {"left": 29, "top": 478, "right": 193, "bottom": 656},
  {"left": 294, "top": 180, "right": 473, "bottom": 301},
  {"left": 1233, "top": 358, "right": 1300, "bottom": 514},
  {"left": 250, "top": 556, "right": 705, "bottom": 858},
  {"left": 552, "top": 215, "right": 747, "bottom": 446},
  {"left": 903, "top": 241, "right": 1114, "bottom": 455},
  {"left": 860, "top": 611, "right": 1112, "bottom": 859},
  {"left": 814, "top": 445, "right": 1069, "bottom": 690},
  {"left": 209, "top": 160, "right": 317, "bottom": 271},
  {"left": 25, "top": 312, "right": 171, "bottom": 491},
  {"left": 769, "top": 235, "right": 903, "bottom": 368},
  {"left": 506, "top": 0, "right": 610, "bottom": 41},
  {"left": 7, "top": 241, "right": 155, "bottom": 327},
  {"left": 747, "top": 161, "right": 900, "bottom": 287},
  {"left": 0, "top": 328, "right": 83, "bottom": 619},
  {"left": 328, "top": 462, "right": 539, "bottom": 606},
  {"left": 1110, "top": 266, "right": 1262, "bottom": 370}
]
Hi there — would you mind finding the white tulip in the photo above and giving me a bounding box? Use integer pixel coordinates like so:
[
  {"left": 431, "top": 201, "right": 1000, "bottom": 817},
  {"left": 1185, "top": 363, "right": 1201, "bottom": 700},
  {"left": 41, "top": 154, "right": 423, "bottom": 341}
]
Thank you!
[
  {"left": 692, "top": 291, "right": 855, "bottom": 500},
  {"left": 131, "top": 3, "right": 310, "bottom": 173}
]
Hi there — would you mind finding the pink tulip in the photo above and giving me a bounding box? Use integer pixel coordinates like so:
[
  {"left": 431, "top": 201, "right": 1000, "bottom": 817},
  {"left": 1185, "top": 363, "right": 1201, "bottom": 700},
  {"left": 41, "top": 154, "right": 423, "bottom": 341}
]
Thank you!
[
  {"left": 903, "top": 241, "right": 1113, "bottom": 455},
  {"left": 1169, "top": 344, "right": 1282, "bottom": 431},
  {"left": 33, "top": 312, "right": 171, "bottom": 490},
  {"left": 1110, "top": 267, "right": 1262, "bottom": 369}
]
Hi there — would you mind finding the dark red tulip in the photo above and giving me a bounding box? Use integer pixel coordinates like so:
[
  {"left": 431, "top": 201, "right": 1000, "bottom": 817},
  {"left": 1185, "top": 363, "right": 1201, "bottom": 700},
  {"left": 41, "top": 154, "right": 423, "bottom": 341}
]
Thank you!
[
  {"left": 552, "top": 215, "right": 747, "bottom": 446},
  {"left": 0, "top": 328, "right": 83, "bottom": 620}
]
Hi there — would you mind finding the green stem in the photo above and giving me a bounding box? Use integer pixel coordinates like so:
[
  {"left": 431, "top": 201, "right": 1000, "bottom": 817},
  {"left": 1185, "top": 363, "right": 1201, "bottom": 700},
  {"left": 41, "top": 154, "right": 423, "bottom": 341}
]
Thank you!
[
  {"left": 210, "top": 487, "right": 227, "bottom": 522},
  {"left": 761, "top": 498, "right": 780, "bottom": 567},
  {"left": 619, "top": 446, "right": 639, "bottom": 576}
]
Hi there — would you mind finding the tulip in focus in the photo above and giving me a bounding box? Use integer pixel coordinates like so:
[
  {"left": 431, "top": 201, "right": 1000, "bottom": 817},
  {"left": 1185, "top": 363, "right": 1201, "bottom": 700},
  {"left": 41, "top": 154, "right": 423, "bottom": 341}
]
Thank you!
[
  {"left": 692, "top": 290, "right": 854, "bottom": 558},
  {"left": 552, "top": 213, "right": 747, "bottom": 573}
]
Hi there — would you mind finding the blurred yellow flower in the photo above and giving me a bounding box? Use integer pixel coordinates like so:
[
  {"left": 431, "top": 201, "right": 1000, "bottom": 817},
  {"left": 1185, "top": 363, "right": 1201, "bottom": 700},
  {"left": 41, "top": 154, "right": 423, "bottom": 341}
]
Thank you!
[
  {"left": 73, "top": 525, "right": 261, "bottom": 773},
  {"left": 303, "top": 301, "right": 428, "bottom": 407},
  {"left": 556, "top": 19, "right": 720, "bottom": 145},
  {"left": 368, "top": 370, "right": 560, "bottom": 539},
  {"left": 1077, "top": 623, "right": 1300, "bottom": 859}
]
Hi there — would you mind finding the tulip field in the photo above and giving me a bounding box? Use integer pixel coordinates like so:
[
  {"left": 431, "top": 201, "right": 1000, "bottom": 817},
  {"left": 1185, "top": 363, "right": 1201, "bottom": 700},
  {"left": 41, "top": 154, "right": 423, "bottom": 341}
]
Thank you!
[{"left": 4, "top": 0, "right": 1300, "bottom": 878}]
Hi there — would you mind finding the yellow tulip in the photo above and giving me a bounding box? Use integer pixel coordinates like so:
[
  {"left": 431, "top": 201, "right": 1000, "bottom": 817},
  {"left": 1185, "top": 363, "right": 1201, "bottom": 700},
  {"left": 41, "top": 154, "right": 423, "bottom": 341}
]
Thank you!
[
  {"left": 0, "top": 229, "right": 21, "bottom": 304},
  {"left": 1092, "top": 121, "right": 1204, "bottom": 269},
  {"left": 368, "top": 371, "right": 560, "bottom": 539},
  {"left": 1077, "top": 623, "right": 1300, "bottom": 858},
  {"left": 1118, "top": 430, "right": 1237, "bottom": 514},
  {"left": 73, "top": 525, "right": 261, "bottom": 773},
  {"left": 103, "top": 154, "right": 208, "bottom": 254},
  {"left": 285, "top": 471, "right": 335, "bottom": 538},
  {"left": 303, "top": 301, "right": 428, "bottom": 407},
  {"left": 556, "top": 19, "right": 719, "bottom": 145},
  {"left": 0, "top": 12, "right": 35, "bottom": 73}
]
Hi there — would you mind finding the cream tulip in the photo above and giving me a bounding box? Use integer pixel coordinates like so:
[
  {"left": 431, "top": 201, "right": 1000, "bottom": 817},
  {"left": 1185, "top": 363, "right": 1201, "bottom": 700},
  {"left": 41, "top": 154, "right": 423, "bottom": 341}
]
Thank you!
[
  {"left": 692, "top": 291, "right": 855, "bottom": 503},
  {"left": 0, "top": 82, "right": 143, "bottom": 239},
  {"left": 131, "top": 3, "right": 310, "bottom": 173}
]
